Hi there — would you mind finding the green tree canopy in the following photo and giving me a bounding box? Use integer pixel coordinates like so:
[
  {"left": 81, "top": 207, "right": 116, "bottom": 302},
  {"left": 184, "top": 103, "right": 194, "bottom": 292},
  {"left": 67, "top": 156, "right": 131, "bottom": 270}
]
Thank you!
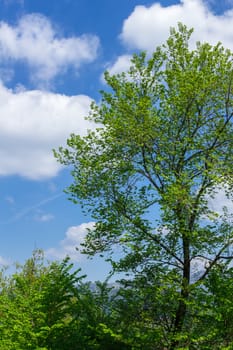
[
  {"left": 55, "top": 24, "right": 233, "bottom": 349},
  {"left": 0, "top": 251, "right": 132, "bottom": 350},
  {"left": 0, "top": 251, "right": 87, "bottom": 350}
]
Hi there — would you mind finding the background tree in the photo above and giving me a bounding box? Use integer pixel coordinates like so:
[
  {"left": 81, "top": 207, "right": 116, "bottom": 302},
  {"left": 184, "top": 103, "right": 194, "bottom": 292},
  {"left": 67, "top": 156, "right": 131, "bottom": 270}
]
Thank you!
[
  {"left": 55, "top": 24, "right": 233, "bottom": 348},
  {"left": 0, "top": 251, "right": 88, "bottom": 349},
  {"left": 0, "top": 251, "right": 132, "bottom": 350}
]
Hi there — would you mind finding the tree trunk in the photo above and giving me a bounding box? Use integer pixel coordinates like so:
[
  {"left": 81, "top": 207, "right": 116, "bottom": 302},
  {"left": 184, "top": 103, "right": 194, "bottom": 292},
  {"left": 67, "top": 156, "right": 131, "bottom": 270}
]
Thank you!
[{"left": 169, "top": 234, "right": 190, "bottom": 350}]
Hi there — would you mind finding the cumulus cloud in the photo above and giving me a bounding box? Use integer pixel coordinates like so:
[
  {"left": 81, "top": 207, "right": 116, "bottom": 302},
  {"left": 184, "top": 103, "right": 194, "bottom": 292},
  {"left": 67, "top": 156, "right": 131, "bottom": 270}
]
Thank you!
[
  {"left": 0, "top": 82, "right": 94, "bottom": 179},
  {"left": 0, "top": 13, "right": 99, "bottom": 84},
  {"left": 120, "top": 0, "right": 233, "bottom": 52},
  {"left": 101, "top": 55, "right": 132, "bottom": 81},
  {"left": 46, "top": 222, "right": 95, "bottom": 261}
]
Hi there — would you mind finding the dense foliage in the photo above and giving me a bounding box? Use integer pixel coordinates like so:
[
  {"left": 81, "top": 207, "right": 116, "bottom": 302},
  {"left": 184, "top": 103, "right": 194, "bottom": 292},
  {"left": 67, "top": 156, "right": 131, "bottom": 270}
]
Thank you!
[
  {"left": 0, "top": 251, "right": 133, "bottom": 350},
  {"left": 1, "top": 251, "right": 233, "bottom": 349}
]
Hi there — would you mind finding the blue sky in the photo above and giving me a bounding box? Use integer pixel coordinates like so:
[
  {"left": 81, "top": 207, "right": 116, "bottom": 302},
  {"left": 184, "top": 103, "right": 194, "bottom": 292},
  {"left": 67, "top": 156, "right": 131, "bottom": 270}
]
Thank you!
[{"left": 0, "top": 0, "right": 233, "bottom": 281}]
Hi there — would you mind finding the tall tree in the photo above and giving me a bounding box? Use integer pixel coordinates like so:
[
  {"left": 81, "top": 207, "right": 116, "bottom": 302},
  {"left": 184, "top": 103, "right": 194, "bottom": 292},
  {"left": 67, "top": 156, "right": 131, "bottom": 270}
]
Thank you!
[{"left": 55, "top": 24, "right": 233, "bottom": 348}]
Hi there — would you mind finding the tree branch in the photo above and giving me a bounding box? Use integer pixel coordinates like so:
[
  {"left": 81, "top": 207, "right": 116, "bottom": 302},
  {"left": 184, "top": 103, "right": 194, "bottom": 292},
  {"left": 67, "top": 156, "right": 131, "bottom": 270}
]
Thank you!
[{"left": 197, "top": 239, "right": 233, "bottom": 282}]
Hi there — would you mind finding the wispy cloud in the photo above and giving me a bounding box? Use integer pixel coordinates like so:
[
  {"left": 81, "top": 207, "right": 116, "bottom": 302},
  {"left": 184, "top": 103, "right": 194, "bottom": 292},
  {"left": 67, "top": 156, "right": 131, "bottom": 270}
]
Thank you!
[
  {"left": 0, "top": 193, "right": 63, "bottom": 224},
  {"left": 34, "top": 213, "right": 54, "bottom": 222},
  {"left": 5, "top": 195, "right": 15, "bottom": 205}
]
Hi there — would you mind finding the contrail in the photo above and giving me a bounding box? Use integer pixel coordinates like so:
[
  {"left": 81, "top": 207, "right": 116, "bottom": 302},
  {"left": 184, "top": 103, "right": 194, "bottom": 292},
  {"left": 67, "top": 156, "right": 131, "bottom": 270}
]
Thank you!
[{"left": 0, "top": 192, "right": 64, "bottom": 224}]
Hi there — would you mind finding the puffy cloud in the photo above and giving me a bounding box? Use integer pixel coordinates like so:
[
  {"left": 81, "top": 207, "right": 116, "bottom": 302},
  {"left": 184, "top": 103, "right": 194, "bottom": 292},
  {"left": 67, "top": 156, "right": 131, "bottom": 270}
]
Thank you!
[
  {"left": 120, "top": 0, "right": 233, "bottom": 52},
  {"left": 101, "top": 55, "right": 132, "bottom": 81},
  {"left": 0, "top": 13, "right": 99, "bottom": 83},
  {"left": 46, "top": 222, "right": 95, "bottom": 261},
  {"left": 0, "top": 82, "right": 94, "bottom": 179}
]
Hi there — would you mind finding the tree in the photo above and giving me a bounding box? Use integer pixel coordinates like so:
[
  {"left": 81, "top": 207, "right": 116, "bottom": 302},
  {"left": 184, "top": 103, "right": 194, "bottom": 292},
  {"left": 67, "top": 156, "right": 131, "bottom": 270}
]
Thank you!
[
  {"left": 0, "top": 250, "right": 50, "bottom": 350},
  {"left": 0, "top": 251, "right": 132, "bottom": 350},
  {"left": 0, "top": 251, "right": 89, "bottom": 349},
  {"left": 55, "top": 24, "right": 233, "bottom": 348}
]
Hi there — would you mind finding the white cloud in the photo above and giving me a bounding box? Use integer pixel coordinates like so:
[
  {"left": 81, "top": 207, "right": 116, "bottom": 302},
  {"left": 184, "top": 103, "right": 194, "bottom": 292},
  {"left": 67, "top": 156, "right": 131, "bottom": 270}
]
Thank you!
[
  {"left": 1, "top": 193, "right": 63, "bottom": 224},
  {"left": 101, "top": 55, "right": 132, "bottom": 81},
  {"left": 120, "top": 0, "right": 233, "bottom": 52},
  {"left": 207, "top": 186, "right": 233, "bottom": 216},
  {"left": 46, "top": 222, "right": 95, "bottom": 261},
  {"left": 34, "top": 213, "right": 54, "bottom": 222},
  {"left": 190, "top": 256, "right": 208, "bottom": 282},
  {"left": 0, "top": 82, "right": 94, "bottom": 179},
  {"left": 0, "top": 13, "right": 99, "bottom": 84}
]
